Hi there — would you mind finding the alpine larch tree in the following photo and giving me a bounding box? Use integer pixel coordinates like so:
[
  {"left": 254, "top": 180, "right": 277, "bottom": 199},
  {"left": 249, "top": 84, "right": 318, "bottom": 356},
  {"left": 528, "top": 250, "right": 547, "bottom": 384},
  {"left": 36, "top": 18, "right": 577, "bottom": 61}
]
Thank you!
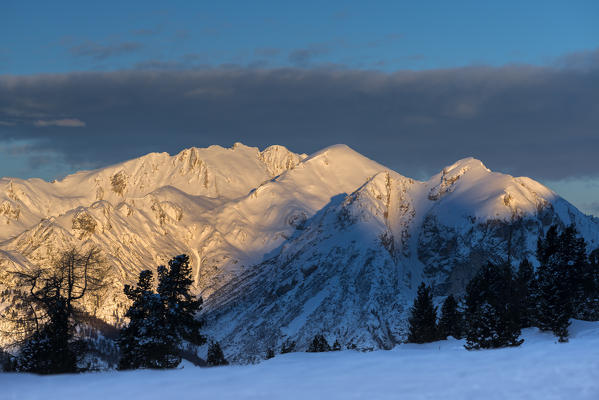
[{"left": 0, "top": 246, "right": 108, "bottom": 374}]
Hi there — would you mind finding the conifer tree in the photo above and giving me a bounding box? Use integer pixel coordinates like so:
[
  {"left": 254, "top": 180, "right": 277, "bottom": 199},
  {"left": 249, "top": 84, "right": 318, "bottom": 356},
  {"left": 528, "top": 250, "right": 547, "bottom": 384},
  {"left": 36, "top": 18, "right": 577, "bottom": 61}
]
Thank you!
[
  {"left": 307, "top": 334, "right": 331, "bottom": 352},
  {"left": 586, "top": 248, "right": 599, "bottom": 319},
  {"left": 332, "top": 339, "right": 341, "bottom": 351},
  {"left": 407, "top": 282, "right": 438, "bottom": 343},
  {"left": 464, "top": 262, "right": 522, "bottom": 349},
  {"left": 516, "top": 259, "right": 537, "bottom": 328},
  {"left": 280, "top": 339, "right": 296, "bottom": 354},
  {"left": 438, "top": 295, "right": 463, "bottom": 339},
  {"left": 118, "top": 254, "right": 205, "bottom": 369},
  {"left": 536, "top": 261, "right": 570, "bottom": 341},
  {"left": 206, "top": 341, "right": 228, "bottom": 366},
  {"left": 535, "top": 225, "right": 589, "bottom": 341},
  {"left": 117, "top": 270, "right": 178, "bottom": 369},
  {"left": 157, "top": 255, "right": 206, "bottom": 348}
]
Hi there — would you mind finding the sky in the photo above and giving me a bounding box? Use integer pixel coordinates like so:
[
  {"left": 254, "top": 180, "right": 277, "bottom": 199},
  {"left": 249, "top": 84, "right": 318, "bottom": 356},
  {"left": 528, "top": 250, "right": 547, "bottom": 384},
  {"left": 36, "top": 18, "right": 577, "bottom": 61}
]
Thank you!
[{"left": 0, "top": 0, "right": 598, "bottom": 215}]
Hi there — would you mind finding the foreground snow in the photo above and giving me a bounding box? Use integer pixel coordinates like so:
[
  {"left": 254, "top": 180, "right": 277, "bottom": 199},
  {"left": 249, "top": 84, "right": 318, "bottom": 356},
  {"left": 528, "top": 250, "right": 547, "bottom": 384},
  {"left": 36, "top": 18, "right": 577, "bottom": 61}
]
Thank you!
[{"left": 3, "top": 320, "right": 599, "bottom": 400}]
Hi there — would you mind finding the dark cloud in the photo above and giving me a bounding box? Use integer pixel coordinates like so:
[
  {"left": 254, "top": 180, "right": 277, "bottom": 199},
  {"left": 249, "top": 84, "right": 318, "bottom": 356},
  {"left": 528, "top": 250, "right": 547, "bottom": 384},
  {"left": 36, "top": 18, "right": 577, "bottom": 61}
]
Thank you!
[
  {"left": 288, "top": 44, "right": 330, "bottom": 67},
  {"left": 1, "top": 50, "right": 598, "bottom": 181},
  {"left": 69, "top": 41, "right": 143, "bottom": 60},
  {"left": 556, "top": 48, "right": 599, "bottom": 71}
]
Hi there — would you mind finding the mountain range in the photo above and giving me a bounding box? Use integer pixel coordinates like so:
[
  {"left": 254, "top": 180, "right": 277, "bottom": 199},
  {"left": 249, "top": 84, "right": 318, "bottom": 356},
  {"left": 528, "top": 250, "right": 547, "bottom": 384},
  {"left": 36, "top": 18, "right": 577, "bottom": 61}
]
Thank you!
[{"left": 1, "top": 143, "right": 598, "bottom": 361}]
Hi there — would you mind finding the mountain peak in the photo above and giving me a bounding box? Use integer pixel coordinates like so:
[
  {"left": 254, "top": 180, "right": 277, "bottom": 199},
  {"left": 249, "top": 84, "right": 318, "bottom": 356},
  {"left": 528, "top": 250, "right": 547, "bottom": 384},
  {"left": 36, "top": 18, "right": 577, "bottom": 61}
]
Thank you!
[{"left": 441, "top": 157, "right": 490, "bottom": 175}]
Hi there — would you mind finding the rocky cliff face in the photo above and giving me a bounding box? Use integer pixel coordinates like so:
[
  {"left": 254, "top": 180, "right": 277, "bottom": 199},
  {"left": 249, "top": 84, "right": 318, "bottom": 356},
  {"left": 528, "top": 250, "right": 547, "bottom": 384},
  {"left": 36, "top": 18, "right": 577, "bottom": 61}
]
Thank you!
[{"left": 1, "top": 144, "right": 598, "bottom": 359}]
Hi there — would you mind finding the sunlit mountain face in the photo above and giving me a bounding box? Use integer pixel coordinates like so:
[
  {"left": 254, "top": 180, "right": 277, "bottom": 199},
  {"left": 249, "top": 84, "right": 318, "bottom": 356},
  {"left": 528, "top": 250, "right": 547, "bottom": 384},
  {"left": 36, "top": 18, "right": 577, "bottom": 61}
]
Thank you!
[{"left": 1, "top": 143, "right": 598, "bottom": 358}]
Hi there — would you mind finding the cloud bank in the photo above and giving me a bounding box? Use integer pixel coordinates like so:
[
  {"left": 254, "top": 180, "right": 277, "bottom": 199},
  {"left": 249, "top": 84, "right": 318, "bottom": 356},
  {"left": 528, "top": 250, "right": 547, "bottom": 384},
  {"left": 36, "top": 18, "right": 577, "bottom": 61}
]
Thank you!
[{"left": 0, "top": 50, "right": 598, "bottom": 180}]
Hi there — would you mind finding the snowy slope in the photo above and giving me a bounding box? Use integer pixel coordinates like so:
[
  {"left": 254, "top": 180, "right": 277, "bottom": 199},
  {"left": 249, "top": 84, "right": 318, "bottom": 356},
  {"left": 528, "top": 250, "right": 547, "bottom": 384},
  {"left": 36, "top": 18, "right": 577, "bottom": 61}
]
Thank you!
[
  {"left": 1, "top": 143, "right": 598, "bottom": 350},
  {"left": 202, "top": 158, "right": 599, "bottom": 361},
  {"left": 4, "top": 320, "right": 599, "bottom": 400}
]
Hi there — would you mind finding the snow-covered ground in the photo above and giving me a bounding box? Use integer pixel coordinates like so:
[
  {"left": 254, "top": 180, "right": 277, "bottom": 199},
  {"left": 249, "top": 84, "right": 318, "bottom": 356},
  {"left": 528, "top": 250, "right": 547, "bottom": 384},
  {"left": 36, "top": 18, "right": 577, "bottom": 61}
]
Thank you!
[{"left": 3, "top": 320, "right": 598, "bottom": 400}]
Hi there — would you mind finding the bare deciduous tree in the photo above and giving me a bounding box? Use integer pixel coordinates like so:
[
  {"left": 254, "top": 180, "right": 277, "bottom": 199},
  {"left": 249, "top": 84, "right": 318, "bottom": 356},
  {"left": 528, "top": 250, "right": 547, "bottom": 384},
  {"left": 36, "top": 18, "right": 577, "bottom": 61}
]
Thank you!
[{"left": 0, "top": 246, "right": 110, "bottom": 373}]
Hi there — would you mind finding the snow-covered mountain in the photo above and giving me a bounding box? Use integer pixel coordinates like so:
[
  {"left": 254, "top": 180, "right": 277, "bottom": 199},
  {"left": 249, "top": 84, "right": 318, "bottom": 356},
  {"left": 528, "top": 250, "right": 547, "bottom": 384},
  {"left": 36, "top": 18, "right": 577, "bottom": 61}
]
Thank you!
[{"left": 1, "top": 143, "right": 598, "bottom": 358}]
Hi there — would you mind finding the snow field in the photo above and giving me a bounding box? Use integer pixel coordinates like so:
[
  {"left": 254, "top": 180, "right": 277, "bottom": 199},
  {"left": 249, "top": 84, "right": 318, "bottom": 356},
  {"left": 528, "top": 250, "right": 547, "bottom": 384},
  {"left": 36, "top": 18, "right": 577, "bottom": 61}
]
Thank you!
[{"left": 3, "top": 320, "right": 598, "bottom": 400}]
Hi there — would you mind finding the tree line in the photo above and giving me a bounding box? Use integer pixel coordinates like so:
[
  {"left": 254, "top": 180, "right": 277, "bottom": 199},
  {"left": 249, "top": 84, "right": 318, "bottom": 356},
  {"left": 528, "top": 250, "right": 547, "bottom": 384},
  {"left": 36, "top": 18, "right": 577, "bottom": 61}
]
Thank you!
[
  {"left": 1, "top": 223, "right": 597, "bottom": 373},
  {"left": 407, "top": 224, "right": 599, "bottom": 348}
]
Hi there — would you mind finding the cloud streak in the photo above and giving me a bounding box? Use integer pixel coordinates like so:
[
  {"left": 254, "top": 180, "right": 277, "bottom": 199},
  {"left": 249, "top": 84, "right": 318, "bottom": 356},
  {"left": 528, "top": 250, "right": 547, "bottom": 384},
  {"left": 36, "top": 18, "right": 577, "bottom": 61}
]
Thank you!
[
  {"left": 69, "top": 41, "right": 143, "bottom": 60},
  {"left": 0, "top": 50, "right": 598, "bottom": 181},
  {"left": 33, "top": 118, "right": 86, "bottom": 128}
]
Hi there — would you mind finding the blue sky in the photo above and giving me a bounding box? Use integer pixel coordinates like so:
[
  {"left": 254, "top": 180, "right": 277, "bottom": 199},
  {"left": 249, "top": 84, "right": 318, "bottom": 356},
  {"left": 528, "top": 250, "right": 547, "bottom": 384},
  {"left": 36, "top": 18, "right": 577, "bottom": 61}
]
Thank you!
[
  {"left": 3, "top": 0, "right": 598, "bottom": 74},
  {"left": 1, "top": 0, "right": 598, "bottom": 215}
]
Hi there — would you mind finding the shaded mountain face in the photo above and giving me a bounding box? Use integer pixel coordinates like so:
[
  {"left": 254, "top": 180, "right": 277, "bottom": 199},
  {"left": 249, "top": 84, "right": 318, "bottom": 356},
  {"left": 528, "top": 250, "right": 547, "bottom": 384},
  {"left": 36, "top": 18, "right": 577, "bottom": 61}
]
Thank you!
[{"left": 1, "top": 144, "right": 598, "bottom": 358}]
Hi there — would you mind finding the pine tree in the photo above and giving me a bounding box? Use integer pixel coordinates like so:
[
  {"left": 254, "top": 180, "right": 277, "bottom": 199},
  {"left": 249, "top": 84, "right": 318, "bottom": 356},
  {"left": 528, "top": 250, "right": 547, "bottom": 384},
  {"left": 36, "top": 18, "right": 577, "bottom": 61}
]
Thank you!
[
  {"left": 464, "top": 262, "right": 522, "bottom": 349},
  {"left": 536, "top": 261, "right": 570, "bottom": 341},
  {"left": 586, "top": 248, "right": 599, "bottom": 319},
  {"left": 307, "top": 334, "right": 331, "bottom": 352},
  {"left": 0, "top": 349, "right": 16, "bottom": 372},
  {"left": 280, "top": 339, "right": 296, "bottom": 354},
  {"left": 407, "top": 282, "right": 438, "bottom": 343},
  {"left": 535, "top": 225, "right": 589, "bottom": 341},
  {"left": 438, "top": 295, "right": 463, "bottom": 339},
  {"left": 157, "top": 255, "right": 206, "bottom": 348},
  {"left": 118, "top": 255, "right": 205, "bottom": 369},
  {"left": 332, "top": 339, "right": 341, "bottom": 351},
  {"left": 206, "top": 341, "right": 228, "bottom": 366},
  {"left": 117, "top": 270, "right": 179, "bottom": 369},
  {"left": 516, "top": 259, "right": 537, "bottom": 328},
  {"left": 560, "top": 225, "right": 588, "bottom": 317}
]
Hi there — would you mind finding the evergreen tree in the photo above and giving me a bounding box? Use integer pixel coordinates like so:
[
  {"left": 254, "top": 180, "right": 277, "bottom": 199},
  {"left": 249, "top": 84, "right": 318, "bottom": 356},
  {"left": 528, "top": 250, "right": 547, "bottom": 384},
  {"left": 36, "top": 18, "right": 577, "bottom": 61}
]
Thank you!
[
  {"left": 117, "top": 270, "right": 178, "bottom": 369},
  {"left": 464, "top": 262, "right": 522, "bottom": 349},
  {"left": 438, "top": 295, "right": 463, "bottom": 339},
  {"left": 536, "top": 261, "right": 570, "bottom": 341},
  {"left": 0, "top": 349, "right": 16, "bottom": 372},
  {"left": 560, "top": 225, "right": 588, "bottom": 316},
  {"left": 332, "top": 339, "right": 341, "bottom": 351},
  {"left": 516, "top": 259, "right": 537, "bottom": 328},
  {"left": 118, "top": 254, "right": 205, "bottom": 369},
  {"left": 157, "top": 255, "right": 206, "bottom": 348},
  {"left": 407, "top": 282, "right": 438, "bottom": 343},
  {"left": 307, "top": 334, "right": 331, "bottom": 352},
  {"left": 586, "top": 248, "right": 599, "bottom": 319},
  {"left": 206, "top": 341, "right": 228, "bottom": 366},
  {"left": 535, "top": 225, "right": 589, "bottom": 340},
  {"left": 280, "top": 339, "right": 296, "bottom": 354}
]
